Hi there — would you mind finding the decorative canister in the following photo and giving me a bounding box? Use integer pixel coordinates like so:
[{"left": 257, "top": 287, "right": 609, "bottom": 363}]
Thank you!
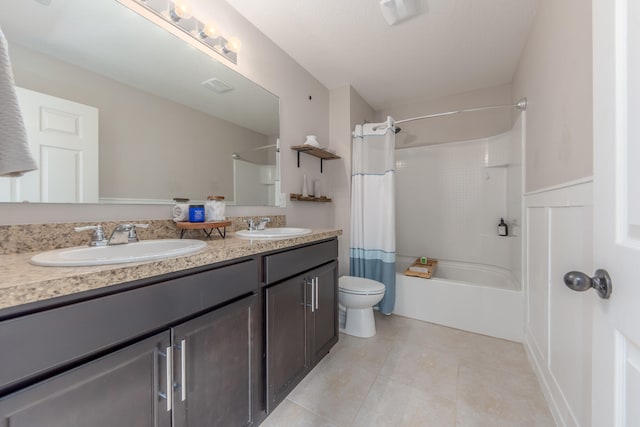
[
  {"left": 189, "top": 205, "right": 205, "bottom": 222},
  {"left": 205, "top": 196, "right": 226, "bottom": 221}
]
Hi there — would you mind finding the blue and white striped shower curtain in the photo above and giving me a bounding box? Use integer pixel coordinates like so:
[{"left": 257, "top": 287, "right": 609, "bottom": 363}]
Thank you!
[{"left": 350, "top": 121, "right": 396, "bottom": 315}]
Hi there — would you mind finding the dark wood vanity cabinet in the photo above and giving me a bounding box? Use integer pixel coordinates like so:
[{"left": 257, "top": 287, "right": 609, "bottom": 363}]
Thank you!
[
  {"left": 0, "top": 331, "right": 173, "bottom": 427},
  {"left": 0, "top": 237, "right": 339, "bottom": 426},
  {"left": 309, "top": 260, "right": 340, "bottom": 363},
  {"left": 0, "top": 257, "right": 261, "bottom": 427},
  {"left": 173, "top": 293, "right": 260, "bottom": 427},
  {"left": 264, "top": 239, "right": 339, "bottom": 412}
]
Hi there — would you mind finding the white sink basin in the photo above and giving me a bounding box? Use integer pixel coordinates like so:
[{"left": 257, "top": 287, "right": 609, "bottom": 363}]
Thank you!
[
  {"left": 30, "top": 239, "right": 207, "bottom": 267},
  {"left": 235, "top": 227, "right": 313, "bottom": 240}
]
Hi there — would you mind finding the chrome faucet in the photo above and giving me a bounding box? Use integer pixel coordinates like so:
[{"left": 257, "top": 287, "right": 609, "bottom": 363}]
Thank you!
[
  {"left": 107, "top": 223, "right": 149, "bottom": 245},
  {"left": 246, "top": 217, "right": 271, "bottom": 231}
]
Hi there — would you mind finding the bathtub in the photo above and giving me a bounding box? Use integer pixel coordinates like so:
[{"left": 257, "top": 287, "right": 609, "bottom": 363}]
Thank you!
[{"left": 394, "top": 257, "right": 524, "bottom": 342}]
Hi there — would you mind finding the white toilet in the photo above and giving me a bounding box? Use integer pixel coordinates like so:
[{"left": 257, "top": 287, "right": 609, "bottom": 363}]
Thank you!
[{"left": 338, "top": 276, "right": 386, "bottom": 338}]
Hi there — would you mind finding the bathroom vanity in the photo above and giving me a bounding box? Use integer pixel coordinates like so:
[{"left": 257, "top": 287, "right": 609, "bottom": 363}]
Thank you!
[
  {"left": 264, "top": 239, "right": 338, "bottom": 411},
  {"left": 0, "top": 231, "right": 340, "bottom": 426}
]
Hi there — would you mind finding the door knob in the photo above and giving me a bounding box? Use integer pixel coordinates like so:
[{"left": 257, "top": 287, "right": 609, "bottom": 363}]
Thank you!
[{"left": 563, "top": 269, "right": 612, "bottom": 299}]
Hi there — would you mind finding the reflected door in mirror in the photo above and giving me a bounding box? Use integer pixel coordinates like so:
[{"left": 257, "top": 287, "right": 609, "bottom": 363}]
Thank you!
[{"left": 0, "top": 88, "right": 98, "bottom": 203}]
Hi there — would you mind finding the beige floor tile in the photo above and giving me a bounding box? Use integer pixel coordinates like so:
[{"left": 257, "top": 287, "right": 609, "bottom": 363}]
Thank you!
[
  {"left": 455, "top": 363, "right": 554, "bottom": 426},
  {"left": 287, "top": 354, "right": 377, "bottom": 426},
  {"left": 261, "top": 399, "right": 338, "bottom": 427},
  {"left": 453, "top": 331, "right": 531, "bottom": 374},
  {"left": 352, "top": 375, "right": 457, "bottom": 427},
  {"left": 263, "top": 314, "right": 554, "bottom": 427},
  {"left": 372, "top": 311, "right": 420, "bottom": 342},
  {"left": 403, "top": 318, "right": 472, "bottom": 357},
  {"left": 321, "top": 333, "right": 394, "bottom": 376},
  {"left": 378, "top": 341, "right": 459, "bottom": 400}
]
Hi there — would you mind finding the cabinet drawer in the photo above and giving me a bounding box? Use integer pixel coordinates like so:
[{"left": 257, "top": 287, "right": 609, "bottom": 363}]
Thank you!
[
  {"left": 0, "top": 258, "right": 257, "bottom": 394},
  {"left": 264, "top": 239, "right": 337, "bottom": 285}
]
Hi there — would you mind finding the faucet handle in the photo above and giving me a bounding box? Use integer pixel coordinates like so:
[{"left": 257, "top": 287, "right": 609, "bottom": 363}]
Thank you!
[
  {"left": 74, "top": 225, "right": 106, "bottom": 246},
  {"left": 246, "top": 218, "right": 256, "bottom": 230},
  {"left": 258, "top": 217, "right": 271, "bottom": 230},
  {"left": 127, "top": 223, "right": 149, "bottom": 243}
]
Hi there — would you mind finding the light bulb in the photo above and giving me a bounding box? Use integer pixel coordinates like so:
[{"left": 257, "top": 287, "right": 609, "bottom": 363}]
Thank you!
[
  {"left": 200, "top": 22, "right": 219, "bottom": 39},
  {"left": 170, "top": 0, "right": 192, "bottom": 21},
  {"left": 225, "top": 36, "right": 241, "bottom": 54}
]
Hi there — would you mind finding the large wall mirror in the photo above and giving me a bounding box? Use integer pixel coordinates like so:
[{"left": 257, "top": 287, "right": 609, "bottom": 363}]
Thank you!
[{"left": 0, "top": 0, "right": 281, "bottom": 206}]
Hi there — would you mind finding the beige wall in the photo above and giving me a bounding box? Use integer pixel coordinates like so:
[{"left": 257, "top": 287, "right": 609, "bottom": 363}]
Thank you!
[
  {"left": 1, "top": 0, "right": 332, "bottom": 227},
  {"left": 328, "top": 86, "right": 376, "bottom": 276},
  {"left": 10, "top": 44, "right": 268, "bottom": 203},
  {"left": 512, "top": 0, "right": 593, "bottom": 192},
  {"left": 328, "top": 87, "right": 351, "bottom": 275},
  {"left": 197, "top": 0, "right": 332, "bottom": 229},
  {"left": 378, "top": 84, "right": 513, "bottom": 147}
]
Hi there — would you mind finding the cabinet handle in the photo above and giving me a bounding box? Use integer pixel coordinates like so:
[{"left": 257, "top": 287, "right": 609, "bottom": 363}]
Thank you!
[
  {"left": 180, "top": 339, "right": 187, "bottom": 402},
  {"left": 309, "top": 278, "right": 315, "bottom": 313},
  {"left": 159, "top": 346, "right": 173, "bottom": 412},
  {"left": 315, "top": 277, "right": 319, "bottom": 310}
]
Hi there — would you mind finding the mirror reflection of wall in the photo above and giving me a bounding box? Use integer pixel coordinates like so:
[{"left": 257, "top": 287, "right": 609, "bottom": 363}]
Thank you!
[
  {"left": 0, "top": 0, "right": 280, "bottom": 206},
  {"left": 232, "top": 141, "right": 280, "bottom": 206}
]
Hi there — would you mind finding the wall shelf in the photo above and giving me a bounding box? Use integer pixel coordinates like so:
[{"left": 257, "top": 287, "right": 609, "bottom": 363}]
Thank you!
[
  {"left": 291, "top": 145, "right": 340, "bottom": 173},
  {"left": 290, "top": 193, "right": 332, "bottom": 202}
]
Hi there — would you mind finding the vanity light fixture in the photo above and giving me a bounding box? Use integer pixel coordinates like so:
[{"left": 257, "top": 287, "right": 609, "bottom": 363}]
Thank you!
[
  {"left": 199, "top": 22, "right": 220, "bottom": 39},
  {"left": 223, "top": 36, "right": 241, "bottom": 54},
  {"left": 123, "top": 0, "right": 240, "bottom": 64},
  {"left": 169, "top": 0, "right": 192, "bottom": 21}
]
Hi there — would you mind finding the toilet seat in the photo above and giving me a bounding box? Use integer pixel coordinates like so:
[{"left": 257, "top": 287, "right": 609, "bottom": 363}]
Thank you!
[{"left": 339, "top": 276, "right": 385, "bottom": 295}]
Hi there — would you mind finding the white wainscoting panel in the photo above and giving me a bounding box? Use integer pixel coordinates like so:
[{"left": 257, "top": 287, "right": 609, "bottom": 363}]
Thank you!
[
  {"left": 527, "top": 207, "right": 549, "bottom": 362},
  {"left": 525, "top": 179, "right": 593, "bottom": 427}
]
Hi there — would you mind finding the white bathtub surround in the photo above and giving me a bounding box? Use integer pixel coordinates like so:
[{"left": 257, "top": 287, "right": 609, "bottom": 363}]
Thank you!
[
  {"left": 350, "top": 119, "right": 396, "bottom": 314},
  {"left": 394, "top": 258, "right": 524, "bottom": 342},
  {"left": 395, "top": 124, "right": 522, "bottom": 273},
  {"left": 393, "top": 118, "right": 525, "bottom": 341}
]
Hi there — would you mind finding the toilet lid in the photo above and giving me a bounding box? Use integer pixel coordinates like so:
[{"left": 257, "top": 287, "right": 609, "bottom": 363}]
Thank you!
[{"left": 339, "top": 276, "right": 385, "bottom": 294}]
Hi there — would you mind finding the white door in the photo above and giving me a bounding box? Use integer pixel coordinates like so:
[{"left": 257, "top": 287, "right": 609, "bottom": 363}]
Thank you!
[
  {"left": 0, "top": 88, "right": 99, "bottom": 203},
  {"left": 592, "top": 0, "right": 640, "bottom": 425}
]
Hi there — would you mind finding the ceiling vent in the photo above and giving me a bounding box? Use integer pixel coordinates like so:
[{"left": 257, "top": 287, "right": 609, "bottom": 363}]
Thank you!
[
  {"left": 380, "top": 0, "right": 421, "bottom": 26},
  {"left": 201, "top": 78, "right": 234, "bottom": 94}
]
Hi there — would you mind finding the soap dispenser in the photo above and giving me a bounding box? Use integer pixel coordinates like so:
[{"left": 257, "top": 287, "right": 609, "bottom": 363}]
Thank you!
[{"left": 498, "top": 218, "right": 508, "bottom": 236}]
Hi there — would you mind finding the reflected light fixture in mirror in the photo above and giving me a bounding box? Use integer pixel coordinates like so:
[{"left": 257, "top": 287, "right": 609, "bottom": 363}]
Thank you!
[{"left": 123, "top": 0, "right": 241, "bottom": 64}]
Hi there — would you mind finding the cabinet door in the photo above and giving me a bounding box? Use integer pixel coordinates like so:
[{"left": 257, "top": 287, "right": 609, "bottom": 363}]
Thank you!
[
  {"left": 0, "top": 331, "right": 172, "bottom": 427},
  {"left": 265, "top": 274, "right": 309, "bottom": 411},
  {"left": 309, "top": 261, "right": 339, "bottom": 364},
  {"left": 172, "top": 294, "right": 260, "bottom": 427}
]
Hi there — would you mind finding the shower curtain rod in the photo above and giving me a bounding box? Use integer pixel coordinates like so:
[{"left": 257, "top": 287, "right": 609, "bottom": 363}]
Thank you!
[{"left": 393, "top": 97, "right": 527, "bottom": 125}]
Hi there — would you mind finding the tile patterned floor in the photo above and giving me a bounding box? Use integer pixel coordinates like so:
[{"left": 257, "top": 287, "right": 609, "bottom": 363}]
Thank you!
[{"left": 262, "top": 312, "right": 555, "bottom": 427}]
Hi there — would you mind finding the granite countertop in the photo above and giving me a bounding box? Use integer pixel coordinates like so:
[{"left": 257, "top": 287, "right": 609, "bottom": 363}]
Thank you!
[{"left": 0, "top": 229, "right": 341, "bottom": 312}]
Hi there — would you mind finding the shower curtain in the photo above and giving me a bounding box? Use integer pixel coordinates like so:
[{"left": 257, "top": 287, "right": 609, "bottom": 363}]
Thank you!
[{"left": 350, "top": 120, "right": 396, "bottom": 314}]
